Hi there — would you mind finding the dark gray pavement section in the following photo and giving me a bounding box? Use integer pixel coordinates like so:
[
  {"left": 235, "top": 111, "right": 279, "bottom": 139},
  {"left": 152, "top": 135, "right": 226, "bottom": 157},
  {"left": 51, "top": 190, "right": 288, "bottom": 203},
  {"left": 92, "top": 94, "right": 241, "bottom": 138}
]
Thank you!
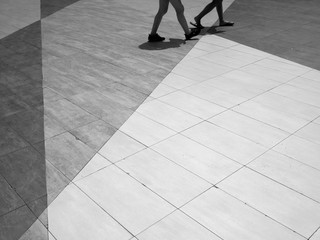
[{"left": 214, "top": 0, "right": 320, "bottom": 70}]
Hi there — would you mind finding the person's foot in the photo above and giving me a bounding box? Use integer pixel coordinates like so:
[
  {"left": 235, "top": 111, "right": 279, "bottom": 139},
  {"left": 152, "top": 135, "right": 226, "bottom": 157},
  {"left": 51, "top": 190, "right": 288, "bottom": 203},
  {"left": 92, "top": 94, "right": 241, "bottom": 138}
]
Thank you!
[
  {"left": 148, "top": 33, "right": 165, "bottom": 42},
  {"left": 185, "top": 28, "right": 200, "bottom": 40},
  {"left": 190, "top": 17, "right": 204, "bottom": 29},
  {"left": 219, "top": 20, "right": 234, "bottom": 26}
]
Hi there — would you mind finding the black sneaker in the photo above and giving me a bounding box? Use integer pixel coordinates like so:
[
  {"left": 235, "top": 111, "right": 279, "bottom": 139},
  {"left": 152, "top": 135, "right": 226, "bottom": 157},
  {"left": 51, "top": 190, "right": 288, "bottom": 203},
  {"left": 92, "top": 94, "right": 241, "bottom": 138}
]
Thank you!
[
  {"left": 185, "top": 28, "right": 200, "bottom": 40},
  {"left": 148, "top": 33, "right": 165, "bottom": 42}
]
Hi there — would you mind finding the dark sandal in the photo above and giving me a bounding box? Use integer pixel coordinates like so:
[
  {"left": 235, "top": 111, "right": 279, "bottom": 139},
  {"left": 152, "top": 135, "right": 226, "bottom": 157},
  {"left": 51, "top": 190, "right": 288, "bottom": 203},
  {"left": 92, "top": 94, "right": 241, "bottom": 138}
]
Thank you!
[
  {"left": 219, "top": 21, "right": 234, "bottom": 27},
  {"left": 185, "top": 28, "right": 201, "bottom": 40},
  {"left": 148, "top": 33, "right": 165, "bottom": 42},
  {"left": 190, "top": 21, "right": 204, "bottom": 29}
]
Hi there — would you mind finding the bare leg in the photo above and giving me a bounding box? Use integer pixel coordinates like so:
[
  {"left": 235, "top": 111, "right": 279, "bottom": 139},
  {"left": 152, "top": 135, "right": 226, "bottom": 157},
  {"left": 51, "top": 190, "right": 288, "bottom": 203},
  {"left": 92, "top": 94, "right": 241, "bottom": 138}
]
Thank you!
[
  {"left": 169, "top": 0, "right": 190, "bottom": 34},
  {"left": 194, "top": 0, "right": 218, "bottom": 25},
  {"left": 150, "top": 0, "right": 169, "bottom": 35},
  {"left": 216, "top": 0, "right": 234, "bottom": 26}
]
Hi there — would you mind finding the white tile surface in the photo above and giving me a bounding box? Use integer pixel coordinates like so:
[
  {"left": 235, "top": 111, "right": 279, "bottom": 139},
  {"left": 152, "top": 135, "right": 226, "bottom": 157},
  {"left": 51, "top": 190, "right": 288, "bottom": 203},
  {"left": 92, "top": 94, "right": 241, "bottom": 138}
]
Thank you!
[
  {"left": 302, "top": 70, "right": 320, "bottom": 82},
  {"left": 137, "top": 210, "right": 220, "bottom": 240},
  {"left": 273, "top": 135, "right": 320, "bottom": 170},
  {"left": 182, "top": 122, "right": 267, "bottom": 164},
  {"left": 73, "top": 153, "right": 111, "bottom": 181},
  {"left": 295, "top": 122, "right": 320, "bottom": 145},
  {"left": 152, "top": 134, "right": 241, "bottom": 184},
  {"left": 255, "top": 58, "right": 310, "bottom": 76},
  {"left": 233, "top": 101, "right": 309, "bottom": 133},
  {"left": 204, "top": 74, "right": 277, "bottom": 99},
  {"left": 208, "top": 110, "right": 289, "bottom": 148},
  {"left": 99, "top": 130, "right": 145, "bottom": 163},
  {"left": 119, "top": 112, "right": 176, "bottom": 146},
  {"left": 310, "top": 229, "right": 320, "bottom": 240},
  {"left": 200, "top": 35, "right": 237, "bottom": 48},
  {"left": 76, "top": 165, "right": 175, "bottom": 235},
  {"left": 240, "top": 64, "right": 297, "bottom": 83},
  {"left": 136, "top": 100, "right": 202, "bottom": 132},
  {"left": 221, "top": 70, "right": 281, "bottom": 90},
  {"left": 218, "top": 168, "right": 320, "bottom": 237},
  {"left": 230, "top": 44, "right": 271, "bottom": 57},
  {"left": 183, "top": 82, "right": 247, "bottom": 108},
  {"left": 251, "top": 92, "right": 320, "bottom": 121},
  {"left": 288, "top": 77, "right": 320, "bottom": 93},
  {"left": 271, "top": 84, "right": 320, "bottom": 108},
  {"left": 48, "top": 184, "right": 132, "bottom": 240},
  {"left": 159, "top": 91, "right": 226, "bottom": 119},
  {"left": 249, "top": 150, "right": 320, "bottom": 202},
  {"left": 199, "top": 52, "right": 255, "bottom": 69},
  {"left": 194, "top": 41, "right": 225, "bottom": 52},
  {"left": 186, "top": 47, "right": 210, "bottom": 58},
  {"left": 117, "top": 148, "right": 211, "bottom": 207},
  {"left": 161, "top": 73, "right": 197, "bottom": 89},
  {"left": 150, "top": 84, "right": 176, "bottom": 98},
  {"left": 182, "top": 188, "right": 305, "bottom": 240}
]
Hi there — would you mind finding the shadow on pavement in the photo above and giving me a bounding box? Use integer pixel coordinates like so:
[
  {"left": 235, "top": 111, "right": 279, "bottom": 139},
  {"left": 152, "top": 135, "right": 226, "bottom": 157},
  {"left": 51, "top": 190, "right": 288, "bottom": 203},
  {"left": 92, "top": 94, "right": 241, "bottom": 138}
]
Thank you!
[{"left": 139, "top": 38, "right": 186, "bottom": 50}]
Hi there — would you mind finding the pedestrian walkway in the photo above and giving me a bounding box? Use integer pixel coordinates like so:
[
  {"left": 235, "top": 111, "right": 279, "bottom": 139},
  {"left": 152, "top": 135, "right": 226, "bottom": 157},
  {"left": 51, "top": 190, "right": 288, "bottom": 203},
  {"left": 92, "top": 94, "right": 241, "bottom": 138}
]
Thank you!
[{"left": 1, "top": 0, "right": 320, "bottom": 239}]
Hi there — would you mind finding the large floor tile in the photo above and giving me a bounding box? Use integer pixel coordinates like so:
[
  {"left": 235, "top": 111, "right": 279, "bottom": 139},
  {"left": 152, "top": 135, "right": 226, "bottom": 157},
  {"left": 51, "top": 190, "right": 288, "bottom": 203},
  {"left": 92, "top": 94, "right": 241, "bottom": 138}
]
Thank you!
[
  {"left": 251, "top": 92, "right": 320, "bottom": 121},
  {"left": 43, "top": 98, "right": 97, "bottom": 130},
  {"left": 182, "top": 122, "right": 267, "bottom": 164},
  {"left": 48, "top": 183, "right": 132, "bottom": 240},
  {"left": 229, "top": 44, "right": 271, "bottom": 57},
  {"left": 271, "top": 84, "right": 320, "bottom": 108},
  {"left": 76, "top": 165, "right": 175, "bottom": 235},
  {"left": 160, "top": 73, "right": 197, "bottom": 89},
  {"left": 0, "top": 174, "right": 24, "bottom": 216},
  {"left": 159, "top": 91, "right": 225, "bottom": 119},
  {"left": 0, "top": 124, "right": 28, "bottom": 157},
  {"left": 255, "top": 58, "right": 310, "bottom": 76},
  {"left": 137, "top": 210, "right": 220, "bottom": 240},
  {"left": 120, "top": 112, "right": 176, "bottom": 146},
  {"left": 208, "top": 110, "right": 289, "bottom": 148},
  {"left": 152, "top": 134, "right": 241, "bottom": 184},
  {"left": 203, "top": 74, "right": 275, "bottom": 99},
  {"left": 149, "top": 84, "right": 177, "bottom": 98},
  {"left": 0, "top": 146, "right": 46, "bottom": 203},
  {"left": 273, "top": 135, "right": 320, "bottom": 170},
  {"left": 136, "top": 100, "right": 202, "bottom": 132},
  {"left": 99, "top": 130, "right": 146, "bottom": 163},
  {"left": 200, "top": 35, "right": 237, "bottom": 48},
  {"left": 240, "top": 63, "right": 297, "bottom": 83},
  {"left": 295, "top": 122, "right": 320, "bottom": 145},
  {"left": 233, "top": 101, "right": 309, "bottom": 133},
  {"left": 69, "top": 91, "right": 134, "bottom": 129},
  {"left": 19, "top": 219, "right": 49, "bottom": 240},
  {"left": 218, "top": 168, "right": 320, "bottom": 237},
  {"left": 182, "top": 188, "right": 304, "bottom": 240},
  {"left": 69, "top": 120, "right": 116, "bottom": 151},
  {"left": 310, "top": 229, "right": 320, "bottom": 240},
  {"left": 302, "top": 70, "right": 320, "bottom": 82},
  {"left": 288, "top": 77, "right": 320, "bottom": 93},
  {"left": 183, "top": 82, "right": 247, "bottom": 108},
  {"left": 73, "top": 153, "right": 111, "bottom": 182},
  {"left": 0, "top": 205, "right": 37, "bottom": 240},
  {"left": 117, "top": 148, "right": 211, "bottom": 207},
  {"left": 194, "top": 41, "right": 225, "bottom": 52},
  {"left": 249, "top": 150, "right": 320, "bottom": 202},
  {"left": 39, "top": 132, "right": 95, "bottom": 180}
]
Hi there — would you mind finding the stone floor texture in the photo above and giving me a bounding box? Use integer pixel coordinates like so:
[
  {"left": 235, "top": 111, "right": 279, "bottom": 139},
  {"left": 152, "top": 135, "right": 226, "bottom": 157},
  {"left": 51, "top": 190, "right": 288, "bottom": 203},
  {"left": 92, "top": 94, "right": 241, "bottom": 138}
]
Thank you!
[{"left": 0, "top": 0, "right": 320, "bottom": 239}]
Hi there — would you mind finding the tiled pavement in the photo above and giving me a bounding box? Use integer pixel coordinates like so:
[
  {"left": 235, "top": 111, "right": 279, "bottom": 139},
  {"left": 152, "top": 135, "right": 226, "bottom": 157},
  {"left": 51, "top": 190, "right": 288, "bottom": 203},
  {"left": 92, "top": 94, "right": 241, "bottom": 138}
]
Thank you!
[{"left": 1, "top": 0, "right": 320, "bottom": 239}]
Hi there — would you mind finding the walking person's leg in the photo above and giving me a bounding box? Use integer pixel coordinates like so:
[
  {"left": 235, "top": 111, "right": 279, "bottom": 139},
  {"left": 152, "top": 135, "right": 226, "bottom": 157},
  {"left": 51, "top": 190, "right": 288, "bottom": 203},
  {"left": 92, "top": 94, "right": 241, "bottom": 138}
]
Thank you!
[
  {"left": 193, "top": 0, "right": 218, "bottom": 28},
  {"left": 216, "top": 0, "right": 234, "bottom": 26},
  {"left": 149, "top": 0, "right": 169, "bottom": 42},
  {"left": 191, "top": 0, "right": 233, "bottom": 28},
  {"left": 169, "top": 0, "right": 200, "bottom": 40}
]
